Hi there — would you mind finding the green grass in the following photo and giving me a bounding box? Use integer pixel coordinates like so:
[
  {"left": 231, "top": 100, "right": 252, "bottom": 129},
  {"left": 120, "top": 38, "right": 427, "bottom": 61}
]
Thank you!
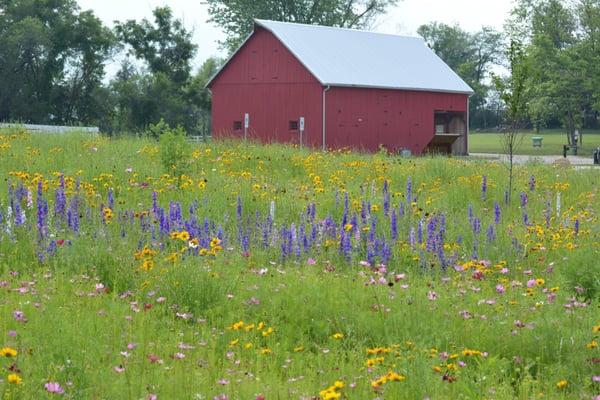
[
  {"left": 469, "top": 129, "right": 600, "bottom": 156},
  {"left": 0, "top": 129, "right": 598, "bottom": 399}
]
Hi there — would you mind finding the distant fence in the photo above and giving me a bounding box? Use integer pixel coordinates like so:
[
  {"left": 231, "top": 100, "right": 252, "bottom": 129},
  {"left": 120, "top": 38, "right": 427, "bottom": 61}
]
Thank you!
[{"left": 0, "top": 123, "right": 99, "bottom": 134}]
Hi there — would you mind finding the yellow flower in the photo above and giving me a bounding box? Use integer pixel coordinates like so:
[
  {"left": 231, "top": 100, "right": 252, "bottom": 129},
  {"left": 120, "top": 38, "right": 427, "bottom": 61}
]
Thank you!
[
  {"left": 586, "top": 340, "right": 598, "bottom": 349},
  {"left": 593, "top": 325, "right": 600, "bottom": 333},
  {"left": 344, "top": 223, "right": 353, "bottom": 232},
  {"left": 178, "top": 231, "right": 190, "bottom": 241},
  {"left": 293, "top": 345, "right": 304, "bottom": 352},
  {"left": 332, "top": 333, "right": 344, "bottom": 340},
  {"left": 0, "top": 347, "right": 17, "bottom": 357},
  {"left": 7, "top": 374, "right": 22, "bottom": 384},
  {"left": 556, "top": 380, "right": 568, "bottom": 389},
  {"left": 139, "top": 259, "right": 154, "bottom": 271},
  {"left": 535, "top": 278, "right": 545, "bottom": 286}
]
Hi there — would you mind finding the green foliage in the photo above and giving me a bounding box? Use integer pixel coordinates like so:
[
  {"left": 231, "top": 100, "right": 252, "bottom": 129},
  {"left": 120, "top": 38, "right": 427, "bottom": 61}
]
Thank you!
[
  {"left": 156, "top": 121, "right": 189, "bottom": 177},
  {"left": 207, "top": 0, "right": 400, "bottom": 52},
  {"left": 0, "top": 133, "right": 598, "bottom": 398},
  {"left": 417, "top": 22, "right": 504, "bottom": 129},
  {"left": 115, "top": 7, "right": 197, "bottom": 85},
  {"left": 0, "top": 0, "right": 116, "bottom": 124}
]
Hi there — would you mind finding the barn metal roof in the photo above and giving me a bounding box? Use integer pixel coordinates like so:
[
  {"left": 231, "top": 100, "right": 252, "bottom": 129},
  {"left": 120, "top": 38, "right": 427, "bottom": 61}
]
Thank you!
[{"left": 255, "top": 20, "right": 474, "bottom": 94}]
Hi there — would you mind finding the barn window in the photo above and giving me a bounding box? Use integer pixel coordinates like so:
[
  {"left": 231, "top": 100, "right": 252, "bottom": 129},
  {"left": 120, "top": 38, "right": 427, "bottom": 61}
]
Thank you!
[
  {"left": 289, "top": 120, "right": 298, "bottom": 131},
  {"left": 233, "top": 121, "right": 242, "bottom": 131}
]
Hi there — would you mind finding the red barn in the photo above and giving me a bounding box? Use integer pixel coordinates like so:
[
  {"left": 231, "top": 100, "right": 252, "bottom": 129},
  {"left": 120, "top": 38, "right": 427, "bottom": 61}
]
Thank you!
[{"left": 207, "top": 20, "right": 473, "bottom": 155}]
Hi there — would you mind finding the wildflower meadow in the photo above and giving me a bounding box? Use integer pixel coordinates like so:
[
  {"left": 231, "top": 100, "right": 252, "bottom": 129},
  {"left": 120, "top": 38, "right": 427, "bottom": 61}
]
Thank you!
[{"left": 0, "top": 129, "right": 598, "bottom": 399}]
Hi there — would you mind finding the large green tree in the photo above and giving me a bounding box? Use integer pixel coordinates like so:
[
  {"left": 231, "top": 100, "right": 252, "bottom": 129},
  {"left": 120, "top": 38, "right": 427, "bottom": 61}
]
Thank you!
[
  {"left": 111, "top": 7, "right": 202, "bottom": 134},
  {"left": 206, "top": 0, "right": 400, "bottom": 52},
  {"left": 0, "top": 0, "right": 115, "bottom": 124},
  {"left": 509, "top": 0, "right": 599, "bottom": 142}
]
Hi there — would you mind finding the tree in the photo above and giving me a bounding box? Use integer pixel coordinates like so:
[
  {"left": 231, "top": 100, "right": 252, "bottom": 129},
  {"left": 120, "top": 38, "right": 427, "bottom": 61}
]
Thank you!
[
  {"left": 509, "top": 0, "right": 599, "bottom": 143},
  {"left": 493, "top": 40, "right": 530, "bottom": 204},
  {"left": 0, "top": 0, "right": 115, "bottom": 124},
  {"left": 206, "top": 0, "right": 400, "bottom": 52},
  {"left": 417, "top": 23, "right": 504, "bottom": 129},
  {"left": 115, "top": 7, "right": 197, "bottom": 85},
  {"left": 113, "top": 7, "right": 200, "bottom": 134}
]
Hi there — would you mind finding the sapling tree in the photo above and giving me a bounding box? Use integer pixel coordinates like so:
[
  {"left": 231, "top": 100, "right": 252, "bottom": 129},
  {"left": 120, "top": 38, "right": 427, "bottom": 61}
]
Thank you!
[{"left": 492, "top": 40, "right": 530, "bottom": 205}]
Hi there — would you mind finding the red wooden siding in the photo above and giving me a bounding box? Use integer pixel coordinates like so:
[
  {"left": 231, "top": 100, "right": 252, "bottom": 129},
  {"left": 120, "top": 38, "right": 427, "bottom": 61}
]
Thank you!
[
  {"left": 210, "top": 28, "right": 469, "bottom": 154},
  {"left": 325, "top": 88, "right": 468, "bottom": 154},
  {"left": 210, "top": 28, "right": 323, "bottom": 147}
]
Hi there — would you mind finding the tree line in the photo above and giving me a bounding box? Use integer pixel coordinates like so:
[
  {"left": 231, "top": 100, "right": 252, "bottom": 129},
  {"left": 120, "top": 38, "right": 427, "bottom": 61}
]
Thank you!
[{"left": 1, "top": 0, "right": 599, "bottom": 135}]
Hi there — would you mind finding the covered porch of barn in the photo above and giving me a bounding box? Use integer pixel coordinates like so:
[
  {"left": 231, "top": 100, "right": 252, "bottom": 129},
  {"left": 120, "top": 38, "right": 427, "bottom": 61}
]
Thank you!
[{"left": 424, "top": 111, "right": 468, "bottom": 155}]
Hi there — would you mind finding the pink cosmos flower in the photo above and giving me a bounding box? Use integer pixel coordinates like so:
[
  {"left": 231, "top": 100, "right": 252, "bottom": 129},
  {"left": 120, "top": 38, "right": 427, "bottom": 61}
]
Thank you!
[
  {"left": 592, "top": 375, "right": 600, "bottom": 382},
  {"left": 114, "top": 365, "right": 125, "bottom": 373},
  {"left": 173, "top": 352, "right": 186, "bottom": 359},
  {"left": 307, "top": 258, "right": 316, "bottom": 265},
  {"left": 495, "top": 284, "right": 505, "bottom": 295},
  {"left": 526, "top": 279, "right": 536, "bottom": 288},
  {"left": 44, "top": 382, "right": 65, "bottom": 394},
  {"left": 427, "top": 291, "right": 438, "bottom": 301},
  {"left": 217, "top": 378, "right": 230, "bottom": 385},
  {"left": 394, "top": 273, "right": 406, "bottom": 282}
]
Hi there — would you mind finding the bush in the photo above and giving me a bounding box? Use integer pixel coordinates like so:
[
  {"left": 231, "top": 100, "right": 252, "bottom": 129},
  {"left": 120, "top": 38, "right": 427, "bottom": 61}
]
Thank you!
[{"left": 150, "top": 120, "right": 189, "bottom": 178}]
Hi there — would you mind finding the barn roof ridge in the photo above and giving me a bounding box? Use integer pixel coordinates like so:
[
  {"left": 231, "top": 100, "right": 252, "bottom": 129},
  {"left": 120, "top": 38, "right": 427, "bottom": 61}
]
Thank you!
[
  {"left": 207, "top": 19, "right": 474, "bottom": 95},
  {"left": 254, "top": 18, "right": 422, "bottom": 41}
]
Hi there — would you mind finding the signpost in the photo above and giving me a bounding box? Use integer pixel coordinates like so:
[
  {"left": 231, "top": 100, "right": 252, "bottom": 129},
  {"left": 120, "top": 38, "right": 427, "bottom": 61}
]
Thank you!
[
  {"left": 299, "top": 117, "right": 305, "bottom": 147},
  {"left": 244, "top": 113, "right": 249, "bottom": 141}
]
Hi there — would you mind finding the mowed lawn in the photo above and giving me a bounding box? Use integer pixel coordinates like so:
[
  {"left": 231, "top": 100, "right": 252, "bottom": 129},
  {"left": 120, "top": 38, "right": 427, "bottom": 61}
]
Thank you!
[
  {"left": 469, "top": 129, "right": 600, "bottom": 156},
  {"left": 0, "top": 129, "right": 598, "bottom": 399}
]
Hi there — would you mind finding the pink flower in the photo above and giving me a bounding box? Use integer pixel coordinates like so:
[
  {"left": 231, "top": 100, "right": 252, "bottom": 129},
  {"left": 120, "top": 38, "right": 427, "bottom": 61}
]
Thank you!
[
  {"left": 427, "top": 291, "right": 438, "bottom": 301},
  {"left": 394, "top": 273, "right": 406, "bottom": 282},
  {"left": 127, "top": 343, "right": 137, "bottom": 350},
  {"left": 592, "top": 375, "right": 600, "bottom": 382},
  {"left": 307, "top": 258, "right": 316, "bottom": 265},
  {"left": 44, "top": 382, "right": 65, "bottom": 394},
  {"left": 526, "top": 279, "right": 536, "bottom": 288},
  {"left": 114, "top": 365, "right": 125, "bottom": 373},
  {"left": 173, "top": 352, "right": 186, "bottom": 359},
  {"left": 217, "top": 378, "right": 230, "bottom": 385},
  {"left": 495, "top": 284, "right": 505, "bottom": 294}
]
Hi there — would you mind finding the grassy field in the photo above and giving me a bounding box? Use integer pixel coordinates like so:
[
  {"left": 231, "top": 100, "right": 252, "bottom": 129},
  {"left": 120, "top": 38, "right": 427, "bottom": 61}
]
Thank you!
[
  {"left": 0, "top": 128, "right": 598, "bottom": 399},
  {"left": 469, "top": 129, "right": 600, "bottom": 156}
]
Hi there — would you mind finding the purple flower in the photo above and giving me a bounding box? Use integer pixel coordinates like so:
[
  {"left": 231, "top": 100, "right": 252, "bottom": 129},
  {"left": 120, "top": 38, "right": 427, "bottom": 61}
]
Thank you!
[
  {"left": 494, "top": 202, "right": 501, "bottom": 225},
  {"left": 520, "top": 192, "right": 528, "bottom": 208},
  {"left": 481, "top": 175, "right": 487, "bottom": 199},
  {"left": 13, "top": 310, "right": 26, "bottom": 322},
  {"left": 529, "top": 175, "right": 536, "bottom": 191}
]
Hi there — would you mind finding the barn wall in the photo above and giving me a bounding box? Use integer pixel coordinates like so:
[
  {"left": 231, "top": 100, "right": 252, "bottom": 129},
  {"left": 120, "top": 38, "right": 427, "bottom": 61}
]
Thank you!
[
  {"left": 210, "top": 28, "right": 323, "bottom": 147},
  {"left": 325, "top": 88, "right": 469, "bottom": 154}
]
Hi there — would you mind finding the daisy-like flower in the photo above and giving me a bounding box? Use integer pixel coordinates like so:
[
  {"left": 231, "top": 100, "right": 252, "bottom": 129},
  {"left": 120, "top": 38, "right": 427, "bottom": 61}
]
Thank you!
[{"left": 44, "top": 382, "right": 65, "bottom": 394}]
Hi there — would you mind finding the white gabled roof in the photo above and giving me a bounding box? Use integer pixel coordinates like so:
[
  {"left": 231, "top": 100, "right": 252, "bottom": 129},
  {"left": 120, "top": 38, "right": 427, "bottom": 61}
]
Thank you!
[{"left": 209, "top": 19, "right": 474, "bottom": 95}]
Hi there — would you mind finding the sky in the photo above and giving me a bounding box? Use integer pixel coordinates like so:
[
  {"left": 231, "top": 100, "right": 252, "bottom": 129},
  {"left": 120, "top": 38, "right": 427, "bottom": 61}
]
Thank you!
[{"left": 77, "top": 0, "right": 515, "bottom": 72}]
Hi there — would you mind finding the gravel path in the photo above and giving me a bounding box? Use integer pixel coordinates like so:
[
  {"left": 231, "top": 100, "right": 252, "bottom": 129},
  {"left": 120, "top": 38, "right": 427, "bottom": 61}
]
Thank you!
[{"left": 469, "top": 153, "right": 597, "bottom": 166}]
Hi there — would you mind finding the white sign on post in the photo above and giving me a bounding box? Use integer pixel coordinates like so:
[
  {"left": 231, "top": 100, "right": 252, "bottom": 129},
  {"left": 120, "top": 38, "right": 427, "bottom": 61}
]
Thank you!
[
  {"left": 299, "top": 117, "right": 305, "bottom": 147},
  {"left": 244, "top": 113, "right": 249, "bottom": 141}
]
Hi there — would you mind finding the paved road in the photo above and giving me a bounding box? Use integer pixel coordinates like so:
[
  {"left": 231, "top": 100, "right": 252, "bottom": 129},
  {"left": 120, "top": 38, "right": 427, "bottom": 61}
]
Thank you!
[{"left": 469, "top": 153, "right": 597, "bottom": 166}]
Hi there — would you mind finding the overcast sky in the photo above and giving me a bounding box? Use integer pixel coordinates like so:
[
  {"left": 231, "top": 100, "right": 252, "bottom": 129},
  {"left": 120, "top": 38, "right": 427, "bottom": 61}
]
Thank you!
[{"left": 77, "top": 0, "right": 515, "bottom": 72}]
